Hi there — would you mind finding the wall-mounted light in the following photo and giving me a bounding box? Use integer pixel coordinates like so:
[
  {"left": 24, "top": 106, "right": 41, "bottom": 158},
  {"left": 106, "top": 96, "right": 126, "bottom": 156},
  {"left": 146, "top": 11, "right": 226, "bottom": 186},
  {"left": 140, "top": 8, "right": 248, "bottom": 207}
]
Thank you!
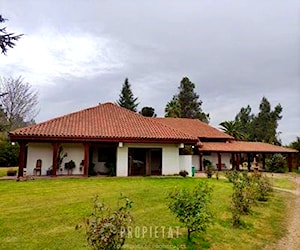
[{"left": 118, "top": 142, "right": 123, "bottom": 148}]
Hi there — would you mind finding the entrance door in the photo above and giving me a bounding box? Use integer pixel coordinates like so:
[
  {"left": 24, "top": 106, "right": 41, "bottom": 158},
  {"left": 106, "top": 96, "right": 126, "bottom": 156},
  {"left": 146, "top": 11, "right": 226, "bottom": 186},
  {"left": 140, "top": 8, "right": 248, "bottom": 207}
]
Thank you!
[{"left": 128, "top": 148, "right": 162, "bottom": 176}]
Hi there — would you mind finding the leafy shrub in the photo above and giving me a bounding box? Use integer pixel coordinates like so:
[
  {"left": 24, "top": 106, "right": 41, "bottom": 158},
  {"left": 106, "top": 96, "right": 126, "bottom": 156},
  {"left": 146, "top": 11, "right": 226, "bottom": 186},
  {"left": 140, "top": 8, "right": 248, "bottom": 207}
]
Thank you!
[
  {"left": 0, "top": 140, "right": 19, "bottom": 167},
  {"left": 251, "top": 171, "right": 273, "bottom": 201},
  {"left": 77, "top": 195, "right": 133, "bottom": 250},
  {"left": 265, "top": 154, "right": 288, "bottom": 173},
  {"left": 231, "top": 172, "right": 256, "bottom": 226},
  {"left": 203, "top": 159, "right": 212, "bottom": 168},
  {"left": 205, "top": 164, "right": 214, "bottom": 178},
  {"left": 179, "top": 145, "right": 194, "bottom": 155},
  {"left": 225, "top": 170, "right": 239, "bottom": 183},
  {"left": 167, "top": 181, "right": 213, "bottom": 241},
  {"left": 179, "top": 170, "right": 188, "bottom": 177},
  {"left": 230, "top": 171, "right": 273, "bottom": 226}
]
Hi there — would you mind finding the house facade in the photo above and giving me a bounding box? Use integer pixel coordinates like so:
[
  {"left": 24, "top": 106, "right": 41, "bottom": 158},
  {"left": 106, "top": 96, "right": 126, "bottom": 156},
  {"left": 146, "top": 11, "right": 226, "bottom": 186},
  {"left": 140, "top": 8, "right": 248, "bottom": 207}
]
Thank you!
[{"left": 9, "top": 103, "right": 297, "bottom": 177}]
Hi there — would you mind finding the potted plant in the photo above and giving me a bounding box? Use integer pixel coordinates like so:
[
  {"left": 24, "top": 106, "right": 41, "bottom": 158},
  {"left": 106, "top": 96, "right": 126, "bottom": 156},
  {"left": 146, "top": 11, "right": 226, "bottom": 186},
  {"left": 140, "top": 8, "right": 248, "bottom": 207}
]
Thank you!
[
  {"left": 79, "top": 160, "right": 84, "bottom": 172},
  {"left": 46, "top": 167, "right": 52, "bottom": 176},
  {"left": 65, "top": 160, "right": 76, "bottom": 175}
]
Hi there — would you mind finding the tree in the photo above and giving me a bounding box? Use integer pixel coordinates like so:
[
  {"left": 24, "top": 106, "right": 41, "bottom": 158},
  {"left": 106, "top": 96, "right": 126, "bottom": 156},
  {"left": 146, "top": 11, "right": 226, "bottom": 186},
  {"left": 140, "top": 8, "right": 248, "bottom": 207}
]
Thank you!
[
  {"left": 234, "top": 105, "right": 253, "bottom": 140},
  {"left": 219, "top": 121, "right": 245, "bottom": 140},
  {"left": 220, "top": 97, "right": 283, "bottom": 143},
  {"left": 0, "top": 15, "right": 23, "bottom": 55},
  {"left": 165, "top": 96, "right": 181, "bottom": 118},
  {"left": 165, "top": 77, "right": 209, "bottom": 122},
  {"left": 289, "top": 137, "right": 300, "bottom": 167},
  {"left": 251, "top": 97, "right": 282, "bottom": 144},
  {"left": 116, "top": 78, "right": 139, "bottom": 112},
  {"left": 167, "top": 182, "right": 213, "bottom": 241},
  {"left": 0, "top": 76, "right": 38, "bottom": 131},
  {"left": 139, "top": 106, "right": 156, "bottom": 117}
]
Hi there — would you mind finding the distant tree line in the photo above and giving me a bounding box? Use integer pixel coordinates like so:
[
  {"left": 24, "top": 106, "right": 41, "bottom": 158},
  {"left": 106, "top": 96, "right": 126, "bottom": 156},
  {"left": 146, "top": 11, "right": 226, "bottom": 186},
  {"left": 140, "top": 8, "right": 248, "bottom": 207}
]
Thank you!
[
  {"left": 219, "top": 97, "right": 283, "bottom": 145},
  {"left": 116, "top": 76, "right": 300, "bottom": 150},
  {"left": 0, "top": 76, "right": 38, "bottom": 167}
]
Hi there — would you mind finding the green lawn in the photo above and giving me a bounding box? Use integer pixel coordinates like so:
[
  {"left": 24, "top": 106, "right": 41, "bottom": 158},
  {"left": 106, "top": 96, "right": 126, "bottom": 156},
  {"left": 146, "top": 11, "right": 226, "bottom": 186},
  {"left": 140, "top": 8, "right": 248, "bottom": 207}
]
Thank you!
[{"left": 0, "top": 177, "right": 291, "bottom": 249}]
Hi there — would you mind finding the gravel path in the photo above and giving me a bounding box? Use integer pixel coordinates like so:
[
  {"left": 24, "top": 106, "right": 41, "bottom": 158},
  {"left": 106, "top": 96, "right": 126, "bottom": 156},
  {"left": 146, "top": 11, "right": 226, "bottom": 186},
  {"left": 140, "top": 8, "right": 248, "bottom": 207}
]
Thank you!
[{"left": 265, "top": 176, "right": 300, "bottom": 250}]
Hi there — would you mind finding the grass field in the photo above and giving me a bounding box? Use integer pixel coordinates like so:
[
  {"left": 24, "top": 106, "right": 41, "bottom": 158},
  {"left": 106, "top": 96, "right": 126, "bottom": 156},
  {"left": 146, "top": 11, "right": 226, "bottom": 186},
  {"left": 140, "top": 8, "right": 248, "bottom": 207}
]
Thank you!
[{"left": 0, "top": 176, "right": 292, "bottom": 249}]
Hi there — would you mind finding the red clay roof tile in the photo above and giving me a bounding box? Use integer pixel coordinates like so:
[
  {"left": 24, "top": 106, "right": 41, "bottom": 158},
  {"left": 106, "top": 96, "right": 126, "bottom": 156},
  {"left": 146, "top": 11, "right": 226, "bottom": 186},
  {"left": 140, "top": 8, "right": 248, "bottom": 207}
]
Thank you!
[
  {"left": 155, "top": 117, "right": 233, "bottom": 140},
  {"left": 10, "top": 103, "right": 198, "bottom": 143},
  {"left": 199, "top": 141, "right": 297, "bottom": 153}
]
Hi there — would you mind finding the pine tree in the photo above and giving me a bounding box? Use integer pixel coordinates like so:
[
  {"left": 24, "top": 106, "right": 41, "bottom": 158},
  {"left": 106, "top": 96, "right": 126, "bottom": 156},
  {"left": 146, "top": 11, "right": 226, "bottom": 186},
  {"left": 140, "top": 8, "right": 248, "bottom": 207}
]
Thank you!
[
  {"left": 234, "top": 105, "right": 254, "bottom": 140},
  {"left": 251, "top": 97, "right": 282, "bottom": 144},
  {"left": 165, "top": 77, "right": 209, "bottom": 122},
  {"left": 116, "top": 78, "right": 139, "bottom": 112},
  {"left": 0, "top": 15, "right": 23, "bottom": 55}
]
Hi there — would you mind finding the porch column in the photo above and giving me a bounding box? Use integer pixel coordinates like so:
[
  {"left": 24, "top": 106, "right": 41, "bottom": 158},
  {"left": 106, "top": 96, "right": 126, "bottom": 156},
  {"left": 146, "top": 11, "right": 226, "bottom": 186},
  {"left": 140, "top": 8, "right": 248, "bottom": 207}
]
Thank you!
[
  {"left": 287, "top": 154, "right": 292, "bottom": 172},
  {"left": 52, "top": 143, "right": 59, "bottom": 176},
  {"left": 236, "top": 154, "right": 240, "bottom": 171},
  {"left": 145, "top": 150, "right": 151, "bottom": 176},
  {"left": 262, "top": 153, "right": 266, "bottom": 170},
  {"left": 199, "top": 153, "right": 203, "bottom": 171},
  {"left": 18, "top": 142, "right": 27, "bottom": 177},
  {"left": 231, "top": 153, "right": 235, "bottom": 170},
  {"left": 83, "top": 143, "right": 90, "bottom": 177},
  {"left": 247, "top": 153, "right": 251, "bottom": 171},
  {"left": 217, "top": 153, "right": 222, "bottom": 171}
]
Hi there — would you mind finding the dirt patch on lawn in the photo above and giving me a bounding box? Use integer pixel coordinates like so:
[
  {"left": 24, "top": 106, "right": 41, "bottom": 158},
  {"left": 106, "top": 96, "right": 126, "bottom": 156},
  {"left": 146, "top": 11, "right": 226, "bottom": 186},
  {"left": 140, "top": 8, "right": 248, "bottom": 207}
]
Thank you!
[{"left": 265, "top": 176, "right": 300, "bottom": 250}]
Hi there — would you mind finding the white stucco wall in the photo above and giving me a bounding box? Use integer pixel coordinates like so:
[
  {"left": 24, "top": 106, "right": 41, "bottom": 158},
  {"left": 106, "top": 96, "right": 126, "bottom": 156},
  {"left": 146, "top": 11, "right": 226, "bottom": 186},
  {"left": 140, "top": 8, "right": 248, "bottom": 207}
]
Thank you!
[
  {"left": 26, "top": 142, "right": 185, "bottom": 176},
  {"left": 117, "top": 143, "right": 180, "bottom": 176},
  {"left": 162, "top": 145, "right": 180, "bottom": 175},
  {"left": 26, "top": 143, "right": 53, "bottom": 175},
  {"left": 59, "top": 143, "right": 84, "bottom": 175},
  {"left": 179, "top": 155, "right": 192, "bottom": 176},
  {"left": 192, "top": 155, "right": 200, "bottom": 171},
  {"left": 116, "top": 146, "right": 128, "bottom": 176},
  {"left": 26, "top": 143, "right": 84, "bottom": 176}
]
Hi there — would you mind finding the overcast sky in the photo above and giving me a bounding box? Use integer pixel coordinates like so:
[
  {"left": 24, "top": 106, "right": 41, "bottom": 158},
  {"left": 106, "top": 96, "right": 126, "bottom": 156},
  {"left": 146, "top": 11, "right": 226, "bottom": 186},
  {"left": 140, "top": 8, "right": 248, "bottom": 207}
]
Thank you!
[{"left": 1, "top": 0, "right": 299, "bottom": 144}]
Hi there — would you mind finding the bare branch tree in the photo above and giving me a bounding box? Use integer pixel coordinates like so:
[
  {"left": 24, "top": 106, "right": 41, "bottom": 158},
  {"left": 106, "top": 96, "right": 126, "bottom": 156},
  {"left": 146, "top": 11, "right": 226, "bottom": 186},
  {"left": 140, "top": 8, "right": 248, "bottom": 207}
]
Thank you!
[{"left": 0, "top": 76, "right": 39, "bottom": 130}]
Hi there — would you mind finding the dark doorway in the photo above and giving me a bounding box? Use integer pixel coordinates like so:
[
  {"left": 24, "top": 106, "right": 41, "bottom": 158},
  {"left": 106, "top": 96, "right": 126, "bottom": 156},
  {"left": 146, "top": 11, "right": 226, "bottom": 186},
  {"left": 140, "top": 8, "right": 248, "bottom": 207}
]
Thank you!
[
  {"left": 88, "top": 144, "right": 117, "bottom": 176},
  {"left": 128, "top": 148, "right": 162, "bottom": 176}
]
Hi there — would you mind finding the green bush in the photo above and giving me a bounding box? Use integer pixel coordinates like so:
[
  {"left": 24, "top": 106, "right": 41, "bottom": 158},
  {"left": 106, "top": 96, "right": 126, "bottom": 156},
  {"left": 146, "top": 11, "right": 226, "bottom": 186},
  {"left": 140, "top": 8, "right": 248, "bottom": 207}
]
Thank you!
[
  {"left": 251, "top": 171, "right": 273, "bottom": 201},
  {"left": 167, "top": 181, "right": 213, "bottom": 241},
  {"left": 231, "top": 171, "right": 273, "bottom": 226},
  {"left": 179, "top": 170, "right": 189, "bottom": 177},
  {"left": 231, "top": 172, "right": 256, "bottom": 226},
  {"left": 265, "top": 154, "right": 288, "bottom": 173},
  {"left": 0, "top": 140, "right": 19, "bottom": 167},
  {"left": 77, "top": 195, "right": 133, "bottom": 250},
  {"left": 225, "top": 170, "right": 239, "bottom": 183}
]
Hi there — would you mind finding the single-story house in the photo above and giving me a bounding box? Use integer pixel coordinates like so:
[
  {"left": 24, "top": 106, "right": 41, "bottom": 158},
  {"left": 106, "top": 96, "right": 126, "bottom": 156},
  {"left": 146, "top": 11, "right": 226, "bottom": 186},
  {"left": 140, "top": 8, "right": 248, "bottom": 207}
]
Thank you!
[{"left": 9, "top": 102, "right": 297, "bottom": 177}]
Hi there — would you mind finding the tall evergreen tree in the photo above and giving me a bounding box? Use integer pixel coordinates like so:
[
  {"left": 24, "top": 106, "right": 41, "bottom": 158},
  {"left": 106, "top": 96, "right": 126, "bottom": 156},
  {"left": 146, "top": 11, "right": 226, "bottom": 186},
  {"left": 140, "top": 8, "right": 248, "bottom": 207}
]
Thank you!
[
  {"left": 116, "top": 78, "right": 139, "bottom": 112},
  {"left": 234, "top": 105, "right": 253, "bottom": 140},
  {"left": 251, "top": 97, "right": 282, "bottom": 144},
  {"left": 165, "top": 77, "right": 209, "bottom": 122}
]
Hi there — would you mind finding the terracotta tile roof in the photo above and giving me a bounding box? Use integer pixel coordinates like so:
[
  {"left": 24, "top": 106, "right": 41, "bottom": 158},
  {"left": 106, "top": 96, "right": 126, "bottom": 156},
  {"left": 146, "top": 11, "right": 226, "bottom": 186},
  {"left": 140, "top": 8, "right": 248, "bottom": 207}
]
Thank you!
[
  {"left": 199, "top": 141, "right": 298, "bottom": 153},
  {"left": 10, "top": 103, "right": 197, "bottom": 143},
  {"left": 155, "top": 118, "right": 233, "bottom": 140}
]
